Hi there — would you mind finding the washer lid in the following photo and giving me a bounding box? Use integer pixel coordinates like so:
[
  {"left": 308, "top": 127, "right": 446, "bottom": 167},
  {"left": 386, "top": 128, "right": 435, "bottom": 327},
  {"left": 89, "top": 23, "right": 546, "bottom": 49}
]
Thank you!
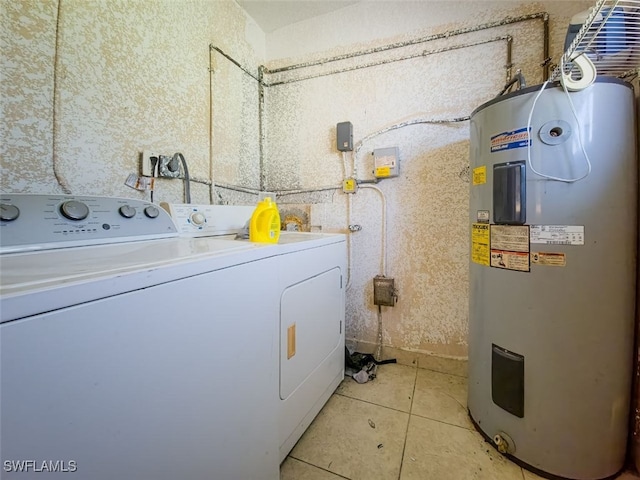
[{"left": 0, "top": 236, "right": 266, "bottom": 323}]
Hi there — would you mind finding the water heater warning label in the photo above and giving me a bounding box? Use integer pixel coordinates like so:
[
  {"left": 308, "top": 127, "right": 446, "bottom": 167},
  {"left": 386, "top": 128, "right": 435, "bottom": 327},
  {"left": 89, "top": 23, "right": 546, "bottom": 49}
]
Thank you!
[
  {"left": 490, "top": 127, "right": 531, "bottom": 153},
  {"left": 471, "top": 223, "right": 490, "bottom": 266},
  {"left": 530, "top": 225, "right": 584, "bottom": 245},
  {"left": 491, "top": 250, "right": 530, "bottom": 272},
  {"left": 472, "top": 166, "right": 486, "bottom": 185},
  {"left": 531, "top": 252, "right": 566, "bottom": 266},
  {"left": 490, "top": 225, "right": 530, "bottom": 272},
  {"left": 490, "top": 225, "right": 529, "bottom": 252}
]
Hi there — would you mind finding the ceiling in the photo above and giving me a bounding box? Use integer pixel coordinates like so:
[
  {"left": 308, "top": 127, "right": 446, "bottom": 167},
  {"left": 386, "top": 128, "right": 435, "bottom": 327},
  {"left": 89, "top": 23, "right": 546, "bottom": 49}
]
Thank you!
[{"left": 236, "top": 0, "right": 359, "bottom": 33}]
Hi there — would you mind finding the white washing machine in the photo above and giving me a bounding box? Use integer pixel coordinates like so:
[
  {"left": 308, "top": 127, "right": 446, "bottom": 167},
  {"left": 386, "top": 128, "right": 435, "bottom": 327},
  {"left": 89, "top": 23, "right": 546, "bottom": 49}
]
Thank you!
[
  {"left": 161, "top": 204, "right": 347, "bottom": 462},
  {"left": 0, "top": 194, "right": 283, "bottom": 480}
]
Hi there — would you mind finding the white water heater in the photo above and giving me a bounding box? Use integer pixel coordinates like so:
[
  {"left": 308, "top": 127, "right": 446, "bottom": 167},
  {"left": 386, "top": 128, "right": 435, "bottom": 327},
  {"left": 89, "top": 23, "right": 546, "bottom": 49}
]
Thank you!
[{"left": 468, "top": 78, "right": 637, "bottom": 479}]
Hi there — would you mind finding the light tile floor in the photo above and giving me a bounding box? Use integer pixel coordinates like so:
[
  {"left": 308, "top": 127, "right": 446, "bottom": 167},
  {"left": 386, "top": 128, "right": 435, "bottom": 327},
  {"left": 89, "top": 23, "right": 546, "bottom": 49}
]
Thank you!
[{"left": 280, "top": 363, "right": 639, "bottom": 480}]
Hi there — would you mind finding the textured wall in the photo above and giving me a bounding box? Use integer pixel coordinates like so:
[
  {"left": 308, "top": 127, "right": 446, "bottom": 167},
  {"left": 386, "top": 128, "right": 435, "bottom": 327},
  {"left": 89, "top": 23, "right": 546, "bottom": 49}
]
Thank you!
[
  {"left": 261, "top": 1, "right": 594, "bottom": 358},
  {"left": 1, "top": 1, "right": 58, "bottom": 193},
  {"left": 2, "top": 0, "right": 621, "bottom": 360},
  {"left": 1, "top": 0, "right": 264, "bottom": 204}
]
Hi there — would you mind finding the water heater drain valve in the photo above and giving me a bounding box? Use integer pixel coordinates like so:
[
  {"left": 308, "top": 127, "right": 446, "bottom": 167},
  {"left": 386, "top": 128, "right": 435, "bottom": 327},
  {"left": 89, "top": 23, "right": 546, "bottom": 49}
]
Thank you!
[{"left": 493, "top": 432, "right": 515, "bottom": 454}]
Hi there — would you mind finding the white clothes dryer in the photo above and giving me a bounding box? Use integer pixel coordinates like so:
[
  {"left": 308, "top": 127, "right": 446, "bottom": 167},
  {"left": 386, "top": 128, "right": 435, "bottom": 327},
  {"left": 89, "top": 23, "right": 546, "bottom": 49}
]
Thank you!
[
  {"left": 160, "top": 204, "right": 347, "bottom": 462},
  {"left": 275, "top": 233, "right": 346, "bottom": 462}
]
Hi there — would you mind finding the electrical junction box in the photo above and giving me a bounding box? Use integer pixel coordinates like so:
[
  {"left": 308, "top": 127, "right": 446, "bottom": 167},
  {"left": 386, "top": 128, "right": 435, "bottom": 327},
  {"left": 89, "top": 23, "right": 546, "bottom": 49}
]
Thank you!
[
  {"left": 373, "top": 147, "right": 399, "bottom": 179},
  {"left": 337, "top": 122, "right": 353, "bottom": 152},
  {"left": 373, "top": 275, "right": 396, "bottom": 307},
  {"left": 343, "top": 178, "right": 357, "bottom": 194}
]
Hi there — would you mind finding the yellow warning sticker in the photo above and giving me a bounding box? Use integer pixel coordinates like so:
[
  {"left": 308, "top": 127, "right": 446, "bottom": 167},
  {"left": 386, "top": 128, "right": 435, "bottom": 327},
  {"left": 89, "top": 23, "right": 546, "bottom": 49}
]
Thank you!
[
  {"left": 472, "top": 166, "right": 487, "bottom": 186},
  {"left": 376, "top": 166, "right": 391, "bottom": 177},
  {"left": 491, "top": 250, "right": 530, "bottom": 272},
  {"left": 531, "top": 252, "right": 566, "bottom": 266},
  {"left": 471, "top": 223, "right": 490, "bottom": 266}
]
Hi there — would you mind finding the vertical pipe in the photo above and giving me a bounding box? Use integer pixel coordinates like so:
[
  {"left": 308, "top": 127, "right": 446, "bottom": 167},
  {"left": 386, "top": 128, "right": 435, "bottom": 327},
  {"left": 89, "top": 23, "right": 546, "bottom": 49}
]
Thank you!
[
  {"left": 208, "top": 45, "right": 215, "bottom": 204},
  {"left": 543, "top": 13, "right": 550, "bottom": 80},
  {"left": 52, "top": 0, "right": 72, "bottom": 194},
  {"left": 506, "top": 35, "right": 513, "bottom": 84},
  {"left": 360, "top": 184, "right": 387, "bottom": 276},
  {"left": 258, "top": 65, "right": 266, "bottom": 192}
]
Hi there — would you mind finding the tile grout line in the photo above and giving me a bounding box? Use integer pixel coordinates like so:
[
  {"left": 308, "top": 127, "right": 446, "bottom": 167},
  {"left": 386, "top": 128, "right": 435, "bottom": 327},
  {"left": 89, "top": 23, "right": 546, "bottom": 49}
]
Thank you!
[
  {"left": 397, "top": 365, "right": 419, "bottom": 480},
  {"left": 409, "top": 411, "right": 475, "bottom": 432},
  {"left": 337, "top": 385, "right": 474, "bottom": 433},
  {"left": 334, "top": 391, "right": 412, "bottom": 415},
  {"left": 417, "top": 366, "right": 468, "bottom": 379},
  {"left": 287, "top": 456, "right": 352, "bottom": 480}
]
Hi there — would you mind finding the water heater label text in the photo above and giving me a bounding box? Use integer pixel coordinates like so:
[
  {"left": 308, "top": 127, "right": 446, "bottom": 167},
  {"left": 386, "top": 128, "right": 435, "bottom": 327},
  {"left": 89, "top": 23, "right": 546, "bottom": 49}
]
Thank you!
[
  {"left": 530, "top": 225, "right": 584, "bottom": 245},
  {"left": 490, "top": 127, "right": 531, "bottom": 153}
]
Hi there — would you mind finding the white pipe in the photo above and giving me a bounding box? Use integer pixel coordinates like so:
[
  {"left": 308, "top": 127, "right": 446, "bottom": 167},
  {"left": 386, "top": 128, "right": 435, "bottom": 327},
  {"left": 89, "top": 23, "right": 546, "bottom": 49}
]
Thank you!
[
  {"left": 345, "top": 191, "right": 353, "bottom": 290},
  {"left": 360, "top": 184, "right": 387, "bottom": 276},
  {"left": 208, "top": 48, "right": 216, "bottom": 204},
  {"left": 52, "top": 0, "right": 72, "bottom": 194},
  {"left": 351, "top": 149, "right": 358, "bottom": 180},
  {"left": 342, "top": 151, "right": 349, "bottom": 180},
  {"left": 340, "top": 151, "right": 354, "bottom": 291}
]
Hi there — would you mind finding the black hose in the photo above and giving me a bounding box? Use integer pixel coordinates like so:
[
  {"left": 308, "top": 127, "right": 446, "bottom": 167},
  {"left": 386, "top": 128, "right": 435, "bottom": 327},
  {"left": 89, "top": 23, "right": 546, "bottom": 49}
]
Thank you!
[{"left": 173, "top": 153, "right": 191, "bottom": 204}]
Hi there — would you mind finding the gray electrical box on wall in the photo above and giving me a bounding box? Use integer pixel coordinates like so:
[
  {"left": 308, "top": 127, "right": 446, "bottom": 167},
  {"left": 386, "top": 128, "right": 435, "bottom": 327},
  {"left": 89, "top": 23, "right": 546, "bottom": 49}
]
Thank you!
[
  {"left": 373, "top": 275, "right": 396, "bottom": 306},
  {"left": 373, "top": 147, "right": 399, "bottom": 179},
  {"left": 337, "top": 122, "right": 353, "bottom": 151}
]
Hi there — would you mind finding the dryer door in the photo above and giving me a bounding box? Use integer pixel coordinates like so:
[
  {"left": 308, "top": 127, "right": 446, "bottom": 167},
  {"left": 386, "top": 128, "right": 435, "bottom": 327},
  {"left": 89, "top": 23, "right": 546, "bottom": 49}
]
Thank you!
[{"left": 280, "top": 267, "right": 343, "bottom": 400}]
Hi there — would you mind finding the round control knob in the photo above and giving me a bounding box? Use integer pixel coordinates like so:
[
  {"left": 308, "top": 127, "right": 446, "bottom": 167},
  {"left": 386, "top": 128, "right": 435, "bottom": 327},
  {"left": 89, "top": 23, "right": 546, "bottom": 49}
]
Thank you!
[
  {"left": 60, "top": 200, "right": 89, "bottom": 221},
  {"left": 119, "top": 205, "right": 136, "bottom": 218},
  {"left": 0, "top": 203, "right": 20, "bottom": 222},
  {"left": 190, "top": 212, "right": 206, "bottom": 226},
  {"left": 144, "top": 205, "right": 160, "bottom": 219}
]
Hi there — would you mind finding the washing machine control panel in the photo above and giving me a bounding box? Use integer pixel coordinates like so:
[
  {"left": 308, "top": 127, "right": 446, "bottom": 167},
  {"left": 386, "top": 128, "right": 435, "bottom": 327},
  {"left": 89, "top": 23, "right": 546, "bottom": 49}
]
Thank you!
[
  {"left": 0, "top": 194, "right": 178, "bottom": 253},
  {"left": 161, "top": 203, "right": 254, "bottom": 238}
]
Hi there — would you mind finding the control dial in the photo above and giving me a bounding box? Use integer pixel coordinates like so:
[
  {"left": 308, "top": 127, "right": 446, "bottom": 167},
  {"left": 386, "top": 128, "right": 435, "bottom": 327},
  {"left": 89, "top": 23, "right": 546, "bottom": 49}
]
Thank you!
[
  {"left": 190, "top": 212, "right": 206, "bottom": 226},
  {"left": 144, "top": 206, "right": 160, "bottom": 218},
  {"left": 60, "top": 200, "right": 90, "bottom": 221},
  {"left": 0, "top": 204, "right": 20, "bottom": 222},
  {"left": 119, "top": 205, "right": 136, "bottom": 218}
]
